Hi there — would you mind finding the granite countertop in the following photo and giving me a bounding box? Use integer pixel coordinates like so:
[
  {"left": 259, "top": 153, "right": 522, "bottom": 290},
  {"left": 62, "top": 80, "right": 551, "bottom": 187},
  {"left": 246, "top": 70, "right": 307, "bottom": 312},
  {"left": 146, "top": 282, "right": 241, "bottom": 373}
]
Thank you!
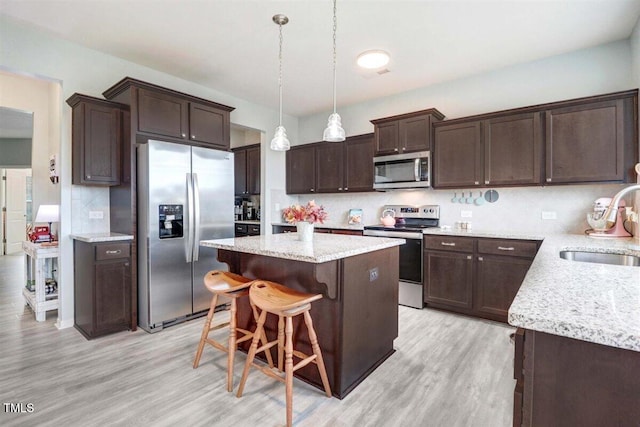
[
  {"left": 70, "top": 232, "right": 134, "bottom": 243},
  {"left": 200, "top": 233, "right": 404, "bottom": 263},
  {"left": 271, "top": 221, "right": 365, "bottom": 231},
  {"left": 508, "top": 234, "right": 640, "bottom": 352}
]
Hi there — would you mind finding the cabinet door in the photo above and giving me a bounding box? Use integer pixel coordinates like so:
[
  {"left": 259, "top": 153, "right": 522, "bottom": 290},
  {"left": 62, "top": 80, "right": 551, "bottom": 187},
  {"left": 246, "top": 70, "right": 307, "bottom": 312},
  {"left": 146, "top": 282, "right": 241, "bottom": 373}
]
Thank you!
[
  {"left": 137, "top": 88, "right": 188, "bottom": 140},
  {"left": 189, "top": 102, "right": 229, "bottom": 149},
  {"left": 75, "top": 102, "right": 121, "bottom": 185},
  {"left": 433, "top": 121, "right": 483, "bottom": 188},
  {"left": 374, "top": 121, "right": 400, "bottom": 155},
  {"left": 234, "top": 148, "right": 247, "bottom": 195},
  {"left": 95, "top": 259, "right": 131, "bottom": 334},
  {"left": 316, "top": 142, "right": 345, "bottom": 193},
  {"left": 484, "top": 113, "right": 542, "bottom": 186},
  {"left": 424, "top": 250, "right": 473, "bottom": 309},
  {"left": 344, "top": 134, "right": 374, "bottom": 192},
  {"left": 545, "top": 99, "right": 624, "bottom": 184},
  {"left": 286, "top": 144, "right": 316, "bottom": 194},
  {"left": 399, "top": 114, "right": 431, "bottom": 153},
  {"left": 475, "top": 255, "right": 531, "bottom": 321},
  {"left": 246, "top": 146, "right": 261, "bottom": 195}
]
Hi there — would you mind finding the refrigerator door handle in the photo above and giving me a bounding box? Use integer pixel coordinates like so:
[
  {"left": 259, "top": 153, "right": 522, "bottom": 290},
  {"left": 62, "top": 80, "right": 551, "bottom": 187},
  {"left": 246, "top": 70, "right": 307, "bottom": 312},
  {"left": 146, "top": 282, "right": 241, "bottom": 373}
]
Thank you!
[
  {"left": 193, "top": 173, "right": 201, "bottom": 261},
  {"left": 185, "top": 172, "right": 194, "bottom": 263}
]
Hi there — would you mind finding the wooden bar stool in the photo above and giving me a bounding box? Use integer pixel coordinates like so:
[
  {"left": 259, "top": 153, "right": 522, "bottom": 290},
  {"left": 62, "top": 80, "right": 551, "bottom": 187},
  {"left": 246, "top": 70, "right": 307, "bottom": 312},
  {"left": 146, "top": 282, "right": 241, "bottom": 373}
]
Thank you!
[
  {"left": 236, "top": 280, "right": 332, "bottom": 427},
  {"left": 193, "top": 270, "right": 274, "bottom": 392}
]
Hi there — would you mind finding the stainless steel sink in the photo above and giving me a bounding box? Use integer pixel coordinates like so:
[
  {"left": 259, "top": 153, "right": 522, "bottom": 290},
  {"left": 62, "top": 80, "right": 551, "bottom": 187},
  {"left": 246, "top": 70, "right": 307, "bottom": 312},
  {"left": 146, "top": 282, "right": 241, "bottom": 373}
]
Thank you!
[{"left": 559, "top": 250, "right": 640, "bottom": 267}]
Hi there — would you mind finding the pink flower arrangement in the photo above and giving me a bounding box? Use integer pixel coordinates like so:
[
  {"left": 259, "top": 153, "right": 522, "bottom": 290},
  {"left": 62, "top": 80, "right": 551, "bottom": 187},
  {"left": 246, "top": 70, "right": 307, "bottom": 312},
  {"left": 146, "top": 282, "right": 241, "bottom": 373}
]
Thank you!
[{"left": 282, "top": 200, "right": 328, "bottom": 224}]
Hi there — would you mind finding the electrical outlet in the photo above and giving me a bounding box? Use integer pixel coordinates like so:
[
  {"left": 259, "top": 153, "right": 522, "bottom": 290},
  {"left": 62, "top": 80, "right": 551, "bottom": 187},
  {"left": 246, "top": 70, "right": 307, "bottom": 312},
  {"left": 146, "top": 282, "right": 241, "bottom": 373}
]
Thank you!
[
  {"left": 541, "top": 211, "right": 557, "bottom": 220},
  {"left": 89, "top": 211, "right": 104, "bottom": 219},
  {"left": 369, "top": 267, "right": 379, "bottom": 282},
  {"left": 460, "top": 210, "right": 473, "bottom": 218}
]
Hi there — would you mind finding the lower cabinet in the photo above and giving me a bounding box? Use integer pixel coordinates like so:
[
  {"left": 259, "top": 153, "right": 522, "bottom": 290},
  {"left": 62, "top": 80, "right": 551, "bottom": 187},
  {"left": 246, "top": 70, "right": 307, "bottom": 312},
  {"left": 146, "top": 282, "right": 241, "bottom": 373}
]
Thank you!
[
  {"left": 514, "top": 328, "right": 640, "bottom": 426},
  {"left": 235, "top": 223, "right": 260, "bottom": 237},
  {"left": 424, "top": 235, "right": 539, "bottom": 323},
  {"left": 74, "top": 240, "right": 132, "bottom": 339}
]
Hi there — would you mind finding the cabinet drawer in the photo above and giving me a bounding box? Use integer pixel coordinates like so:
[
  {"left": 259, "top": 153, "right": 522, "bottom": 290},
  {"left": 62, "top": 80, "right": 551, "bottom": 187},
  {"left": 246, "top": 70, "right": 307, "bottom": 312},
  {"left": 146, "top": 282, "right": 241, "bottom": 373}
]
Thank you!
[
  {"left": 424, "top": 235, "right": 474, "bottom": 252},
  {"left": 95, "top": 243, "right": 130, "bottom": 261},
  {"left": 478, "top": 238, "right": 538, "bottom": 258},
  {"left": 235, "top": 224, "right": 248, "bottom": 234},
  {"left": 248, "top": 225, "right": 261, "bottom": 235}
]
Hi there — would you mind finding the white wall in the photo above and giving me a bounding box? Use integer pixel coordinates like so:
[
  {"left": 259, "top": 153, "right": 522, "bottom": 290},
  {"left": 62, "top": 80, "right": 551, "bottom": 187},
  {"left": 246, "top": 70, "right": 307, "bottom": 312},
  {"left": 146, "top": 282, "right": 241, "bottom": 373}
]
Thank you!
[{"left": 0, "top": 15, "right": 294, "bottom": 328}]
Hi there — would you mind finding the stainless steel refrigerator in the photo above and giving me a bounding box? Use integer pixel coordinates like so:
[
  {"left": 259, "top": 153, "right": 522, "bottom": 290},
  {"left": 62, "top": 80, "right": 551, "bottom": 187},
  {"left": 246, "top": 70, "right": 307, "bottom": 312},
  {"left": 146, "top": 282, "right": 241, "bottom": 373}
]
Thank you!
[{"left": 137, "top": 139, "right": 234, "bottom": 332}]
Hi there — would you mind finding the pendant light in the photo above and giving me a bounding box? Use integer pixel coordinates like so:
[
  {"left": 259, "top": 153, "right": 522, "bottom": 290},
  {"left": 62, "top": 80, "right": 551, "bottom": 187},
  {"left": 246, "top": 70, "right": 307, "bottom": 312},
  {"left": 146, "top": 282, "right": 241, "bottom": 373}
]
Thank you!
[
  {"left": 323, "top": 0, "right": 345, "bottom": 142},
  {"left": 270, "top": 14, "right": 290, "bottom": 151}
]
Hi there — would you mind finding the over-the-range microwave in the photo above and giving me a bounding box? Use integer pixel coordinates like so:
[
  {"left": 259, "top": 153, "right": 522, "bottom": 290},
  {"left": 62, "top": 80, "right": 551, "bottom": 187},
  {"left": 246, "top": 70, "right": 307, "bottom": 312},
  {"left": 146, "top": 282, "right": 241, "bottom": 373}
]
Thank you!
[{"left": 373, "top": 151, "right": 430, "bottom": 190}]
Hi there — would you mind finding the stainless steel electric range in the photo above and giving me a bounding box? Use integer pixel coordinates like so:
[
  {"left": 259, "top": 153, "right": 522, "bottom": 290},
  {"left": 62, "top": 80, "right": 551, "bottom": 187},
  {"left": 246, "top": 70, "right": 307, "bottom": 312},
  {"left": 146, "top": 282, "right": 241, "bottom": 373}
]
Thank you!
[{"left": 363, "top": 205, "right": 440, "bottom": 309}]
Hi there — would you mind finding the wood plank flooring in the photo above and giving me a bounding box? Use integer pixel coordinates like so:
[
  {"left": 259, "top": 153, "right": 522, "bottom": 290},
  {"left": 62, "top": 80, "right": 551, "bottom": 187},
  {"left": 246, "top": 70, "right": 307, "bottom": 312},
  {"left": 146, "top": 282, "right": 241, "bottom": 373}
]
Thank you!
[{"left": 0, "top": 253, "right": 515, "bottom": 426}]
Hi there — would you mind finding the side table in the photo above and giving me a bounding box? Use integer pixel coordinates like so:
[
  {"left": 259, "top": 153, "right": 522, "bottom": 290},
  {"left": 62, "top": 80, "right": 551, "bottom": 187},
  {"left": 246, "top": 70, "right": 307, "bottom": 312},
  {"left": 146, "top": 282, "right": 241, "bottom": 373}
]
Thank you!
[{"left": 22, "top": 241, "right": 59, "bottom": 321}]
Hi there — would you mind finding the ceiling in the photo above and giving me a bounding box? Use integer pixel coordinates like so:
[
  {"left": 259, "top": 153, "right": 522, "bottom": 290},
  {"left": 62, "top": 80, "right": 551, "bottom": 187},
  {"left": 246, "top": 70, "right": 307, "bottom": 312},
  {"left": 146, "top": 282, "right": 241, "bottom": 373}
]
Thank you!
[{"left": 1, "top": 1, "right": 639, "bottom": 117}]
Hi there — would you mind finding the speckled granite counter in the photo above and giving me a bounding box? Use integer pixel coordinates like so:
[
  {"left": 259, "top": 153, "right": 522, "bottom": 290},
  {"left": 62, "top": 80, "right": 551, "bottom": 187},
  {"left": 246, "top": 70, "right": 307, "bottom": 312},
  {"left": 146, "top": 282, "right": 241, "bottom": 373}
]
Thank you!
[
  {"left": 508, "top": 234, "right": 640, "bottom": 352},
  {"left": 201, "top": 232, "right": 403, "bottom": 263},
  {"left": 70, "top": 232, "right": 134, "bottom": 243},
  {"left": 271, "top": 221, "right": 365, "bottom": 232}
]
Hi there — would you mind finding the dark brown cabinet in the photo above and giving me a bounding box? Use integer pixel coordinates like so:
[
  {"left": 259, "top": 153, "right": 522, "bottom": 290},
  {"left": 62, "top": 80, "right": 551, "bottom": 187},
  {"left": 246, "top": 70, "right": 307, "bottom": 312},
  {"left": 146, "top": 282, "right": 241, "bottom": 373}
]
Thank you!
[
  {"left": 103, "top": 77, "right": 234, "bottom": 150},
  {"left": 432, "top": 89, "right": 638, "bottom": 189},
  {"left": 371, "top": 109, "right": 445, "bottom": 156},
  {"left": 514, "top": 329, "right": 640, "bottom": 426},
  {"left": 235, "top": 223, "right": 260, "bottom": 237},
  {"left": 233, "top": 144, "right": 260, "bottom": 195},
  {"left": 286, "top": 134, "right": 374, "bottom": 194},
  {"left": 545, "top": 98, "right": 631, "bottom": 184},
  {"left": 67, "top": 94, "right": 126, "bottom": 186},
  {"left": 74, "top": 240, "right": 132, "bottom": 339},
  {"left": 424, "top": 235, "right": 539, "bottom": 323}
]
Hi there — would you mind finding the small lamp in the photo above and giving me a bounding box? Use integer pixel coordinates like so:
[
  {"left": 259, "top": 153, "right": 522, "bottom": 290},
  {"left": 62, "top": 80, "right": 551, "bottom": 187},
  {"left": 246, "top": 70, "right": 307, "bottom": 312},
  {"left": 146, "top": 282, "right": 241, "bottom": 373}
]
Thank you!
[{"left": 35, "top": 204, "right": 60, "bottom": 242}]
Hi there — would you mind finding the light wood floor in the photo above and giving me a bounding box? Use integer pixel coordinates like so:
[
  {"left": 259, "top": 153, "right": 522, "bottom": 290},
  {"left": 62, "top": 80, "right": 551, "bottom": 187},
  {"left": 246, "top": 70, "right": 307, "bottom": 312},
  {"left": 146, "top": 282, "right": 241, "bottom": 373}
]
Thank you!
[{"left": 0, "top": 253, "right": 515, "bottom": 426}]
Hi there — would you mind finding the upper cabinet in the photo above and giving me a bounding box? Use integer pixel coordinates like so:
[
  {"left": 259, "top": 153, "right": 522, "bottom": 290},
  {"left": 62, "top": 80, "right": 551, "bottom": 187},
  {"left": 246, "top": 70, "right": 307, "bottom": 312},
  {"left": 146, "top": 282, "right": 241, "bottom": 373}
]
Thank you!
[
  {"left": 103, "top": 77, "right": 234, "bottom": 150},
  {"left": 66, "top": 94, "right": 128, "bottom": 186},
  {"left": 433, "top": 89, "right": 638, "bottom": 188},
  {"left": 233, "top": 144, "right": 260, "bottom": 195},
  {"left": 371, "top": 109, "right": 445, "bottom": 156},
  {"left": 286, "top": 134, "right": 375, "bottom": 194}
]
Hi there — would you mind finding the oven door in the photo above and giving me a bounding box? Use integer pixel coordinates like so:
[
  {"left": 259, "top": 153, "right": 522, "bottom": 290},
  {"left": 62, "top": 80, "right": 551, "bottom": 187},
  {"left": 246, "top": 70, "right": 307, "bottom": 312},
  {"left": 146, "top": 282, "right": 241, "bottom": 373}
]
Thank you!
[{"left": 398, "top": 236, "right": 424, "bottom": 309}]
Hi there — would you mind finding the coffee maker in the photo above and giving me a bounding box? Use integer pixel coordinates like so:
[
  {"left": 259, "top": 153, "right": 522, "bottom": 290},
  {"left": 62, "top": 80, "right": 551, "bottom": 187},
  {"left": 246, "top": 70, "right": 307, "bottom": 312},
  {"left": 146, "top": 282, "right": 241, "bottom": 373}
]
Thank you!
[{"left": 586, "top": 197, "right": 631, "bottom": 238}]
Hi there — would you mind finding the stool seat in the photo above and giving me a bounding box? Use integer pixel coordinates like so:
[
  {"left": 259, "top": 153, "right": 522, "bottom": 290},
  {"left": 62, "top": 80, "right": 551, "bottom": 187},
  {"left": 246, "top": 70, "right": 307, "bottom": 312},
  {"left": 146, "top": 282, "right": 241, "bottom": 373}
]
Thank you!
[
  {"left": 193, "top": 270, "right": 273, "bottom": 392},
  {"left": 236, "top": 280, "right": 332, "bottom": 427}
]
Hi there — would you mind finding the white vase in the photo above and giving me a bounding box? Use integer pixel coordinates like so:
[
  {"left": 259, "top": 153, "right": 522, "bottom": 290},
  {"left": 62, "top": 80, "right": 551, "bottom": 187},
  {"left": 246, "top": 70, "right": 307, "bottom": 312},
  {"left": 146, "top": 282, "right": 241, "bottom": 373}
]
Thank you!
[{"left": 296, "top": 222, "right": 315, "bottom": 242}]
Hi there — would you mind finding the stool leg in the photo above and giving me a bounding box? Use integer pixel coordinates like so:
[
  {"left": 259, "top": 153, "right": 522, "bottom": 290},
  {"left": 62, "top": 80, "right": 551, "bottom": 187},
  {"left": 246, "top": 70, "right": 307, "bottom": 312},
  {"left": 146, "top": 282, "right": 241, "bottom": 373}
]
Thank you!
[
  {"left": 285, "top": 316, "right": 294, "bottom": 427},
  {"left": 251, "top": 301, "right": 274, "bottom": 369},
  {"left": 227, "top": 297, "right": 238, "bottom": 392},
  {"left": 303, "top": 311, "right": 332, "bottom": 397},
  {"left": 236, "top": 309, "right": 267, "bottom": 398},
  {"left": 193, "top": 294, "right": 218, "bottom": 368},
  {"left": 277, "top": 315, "right": 285, "bottom": 372}
]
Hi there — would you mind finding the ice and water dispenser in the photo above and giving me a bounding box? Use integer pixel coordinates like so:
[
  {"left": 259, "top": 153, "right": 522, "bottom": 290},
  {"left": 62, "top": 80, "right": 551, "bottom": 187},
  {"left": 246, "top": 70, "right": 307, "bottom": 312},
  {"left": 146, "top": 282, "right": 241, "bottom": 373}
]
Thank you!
[{"left": 159, "top": 204, "right": 184, "bottom": 239}]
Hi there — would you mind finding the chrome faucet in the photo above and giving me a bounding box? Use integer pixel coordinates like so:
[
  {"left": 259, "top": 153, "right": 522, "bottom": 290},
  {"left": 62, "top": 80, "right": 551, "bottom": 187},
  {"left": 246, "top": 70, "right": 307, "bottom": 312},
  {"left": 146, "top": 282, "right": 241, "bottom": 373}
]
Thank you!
[{"left": 601, "top": 183, "right": 640, "bottom": 230}]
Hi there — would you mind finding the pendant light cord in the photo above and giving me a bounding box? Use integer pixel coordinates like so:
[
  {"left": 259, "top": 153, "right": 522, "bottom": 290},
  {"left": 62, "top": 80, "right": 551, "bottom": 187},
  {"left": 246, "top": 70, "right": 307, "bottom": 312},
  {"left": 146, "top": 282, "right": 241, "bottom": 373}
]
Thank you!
[
  {"left": 278, "top": 22, "right": 284, "bottom": 127},
  {"left": 332, "top": 0, "right": 337, "bottom": 114}
]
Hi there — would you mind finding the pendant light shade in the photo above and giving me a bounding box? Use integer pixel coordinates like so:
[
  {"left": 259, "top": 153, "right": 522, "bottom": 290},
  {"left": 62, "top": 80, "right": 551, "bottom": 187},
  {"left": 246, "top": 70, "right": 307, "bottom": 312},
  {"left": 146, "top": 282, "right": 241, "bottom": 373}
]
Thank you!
[
  {"left": 323, "top": 0, "right": 345, "bottom": 142},
  {"left": 270, "top": 14, "right": 290, "bottom": 151}
]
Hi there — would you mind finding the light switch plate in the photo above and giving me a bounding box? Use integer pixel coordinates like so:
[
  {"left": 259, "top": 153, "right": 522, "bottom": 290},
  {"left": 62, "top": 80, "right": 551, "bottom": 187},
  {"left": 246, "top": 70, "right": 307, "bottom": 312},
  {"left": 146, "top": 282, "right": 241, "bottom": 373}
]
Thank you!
[
  {"left": 541, "top": 211, "right": 557, "bottom": 220},
  {"left": 89, "top": 211, "right": 104, "bottom": 219},
  {"left": 461, "top": 210, "right": 473, "bottom": 218}
]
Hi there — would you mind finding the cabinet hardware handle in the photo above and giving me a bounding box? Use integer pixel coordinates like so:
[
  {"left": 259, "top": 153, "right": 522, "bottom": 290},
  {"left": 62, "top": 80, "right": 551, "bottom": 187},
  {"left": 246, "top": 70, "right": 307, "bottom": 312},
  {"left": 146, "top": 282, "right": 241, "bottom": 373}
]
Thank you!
[
  {"left": 467, "top": 255, "right": 473, "bottom": 260},
  {"left": 485, "top": 180, "right": 490, "bottom": 184},
  {"left": 124, "top": 263, "right": 130, "bottom": 267},
  {"left": 181, "top": 133, "right": 186, "bottom": 138},
  {"left": 478, "top": 256, "right": 484, "bottom": 261},
  {"left": 474, "top": 181, "right": 479, "bottom": 185},
  {"left": 106, "top": 250, "right": 122, "bottom": 255},
  {"left": 498, "top": 246, "right": 515, "bottom": 251},
  {"left": 191, "top": 135, "right": 195, "bottom": 139},
  {"left": 344, "top": 187, "right": 348, "bottom": 190},
  {"left": 310, "top": 189, "right": 315, "bottom": 192},
  {"left": 338, "top": 187, "right": 343, "bottom": 191},
  {"left": 394, "top": 148, "right": 399, "bottom": 152},
  {"left": 441, "top": 242, "right": 456, "bottom": 246},
  {"left": 546, "top": 178, "right": 552, "bottom": 182},
  {"left": 86, "top": 175, "right": 91, "bottom": 179}
]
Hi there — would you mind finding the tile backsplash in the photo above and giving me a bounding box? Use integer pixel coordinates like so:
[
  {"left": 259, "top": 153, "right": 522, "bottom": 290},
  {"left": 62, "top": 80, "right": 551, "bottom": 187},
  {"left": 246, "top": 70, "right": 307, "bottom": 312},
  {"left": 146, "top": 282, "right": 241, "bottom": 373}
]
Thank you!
[
  {"left": 293, "top": 183, "right": 632, "bottom": 235},
  {"left": 70, "top": 186, "right": 110, "bottom": 234}
]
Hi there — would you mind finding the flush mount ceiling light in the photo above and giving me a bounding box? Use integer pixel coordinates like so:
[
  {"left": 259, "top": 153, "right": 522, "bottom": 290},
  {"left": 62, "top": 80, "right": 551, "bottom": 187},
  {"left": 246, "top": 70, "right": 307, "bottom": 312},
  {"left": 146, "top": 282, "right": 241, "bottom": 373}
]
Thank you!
[
  {"left": 357, "top": 50, "right": 390, "bottom": 69},
  {"left": 323, "top": 0, "right": 345, "bottom": 143},
  {"left": 270, "top": 14, "right": 290, "bottom": 151}
]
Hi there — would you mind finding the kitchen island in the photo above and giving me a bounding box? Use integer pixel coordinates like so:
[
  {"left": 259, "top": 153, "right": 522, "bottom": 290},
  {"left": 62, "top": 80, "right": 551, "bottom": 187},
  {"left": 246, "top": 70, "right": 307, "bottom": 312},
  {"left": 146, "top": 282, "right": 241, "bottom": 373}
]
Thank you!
[
  {"left": 508, "top": 234, "right": 640, "bottom": 426},
  {"left": 200, "top": 233, "right": 404, "bottom": 398}
]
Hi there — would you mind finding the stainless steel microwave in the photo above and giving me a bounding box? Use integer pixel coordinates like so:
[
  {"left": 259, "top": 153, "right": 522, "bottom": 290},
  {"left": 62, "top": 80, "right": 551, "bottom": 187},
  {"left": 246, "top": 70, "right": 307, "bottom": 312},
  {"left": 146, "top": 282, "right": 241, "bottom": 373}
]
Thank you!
[{"left": 373, "top": 151, "right": 430, "bottom": 190}]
